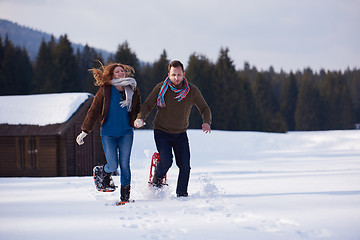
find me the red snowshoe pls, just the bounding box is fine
[148,152,167,187]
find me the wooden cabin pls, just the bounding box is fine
[0,93,105,177]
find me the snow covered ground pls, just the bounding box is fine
[1,129,360,240]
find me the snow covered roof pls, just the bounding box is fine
[0,93,92,126]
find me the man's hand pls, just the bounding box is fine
[202,123,211,133]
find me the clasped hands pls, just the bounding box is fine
[134,119,211,133]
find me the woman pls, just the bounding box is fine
[76,61,141,203]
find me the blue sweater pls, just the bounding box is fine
[100,86,133,136]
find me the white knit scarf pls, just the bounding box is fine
[110,77,137,112]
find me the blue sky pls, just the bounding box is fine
[1,0,359,72]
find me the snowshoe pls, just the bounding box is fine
[149,172,168,188]
[116,199,135,206]
[93,165,116,192]
[148,152,167,187]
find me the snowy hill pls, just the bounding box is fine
[0,19,111,61]
[1,129,360,239]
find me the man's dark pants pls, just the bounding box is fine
[154,129,191,195]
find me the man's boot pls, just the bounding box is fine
[152,170,163,188]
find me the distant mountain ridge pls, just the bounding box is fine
[0,19,111,61]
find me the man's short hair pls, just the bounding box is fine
[168,60,184,72]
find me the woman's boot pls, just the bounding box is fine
[120,185,131,202]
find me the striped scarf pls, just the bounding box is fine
[157,77,190,108]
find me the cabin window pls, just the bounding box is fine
[16,137,39,169]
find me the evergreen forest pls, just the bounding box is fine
[1,34,359,132]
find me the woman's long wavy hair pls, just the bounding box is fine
[90,61,135,86]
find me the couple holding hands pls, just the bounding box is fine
[76,60,211,203]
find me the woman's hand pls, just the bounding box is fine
[76,131,88,145]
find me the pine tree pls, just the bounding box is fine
[186,53,213,101]
[0,36,3,66]
[295,70,323,131]
[53,34,79,92]
[136,62,151,100]
[0,36,5,94]
[186,53,214,129]
[76,44,103,94]
[142,50,169,129]
[18,47,33,94]
[147,50,168,95]
[280,72,298,131]
[346,68,360,124]
[110,41,144,97]
[0,36,18,94]
[252,72,286,132]
[243,61,258,83]
[32,38,55,93]
[238,72,262,131]
[320,71,354,129]
[229,74,258,131]
[212,47,238,130]
[111,41,139,68]
[0,35,32,95]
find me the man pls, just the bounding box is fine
[134,60,211,197]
